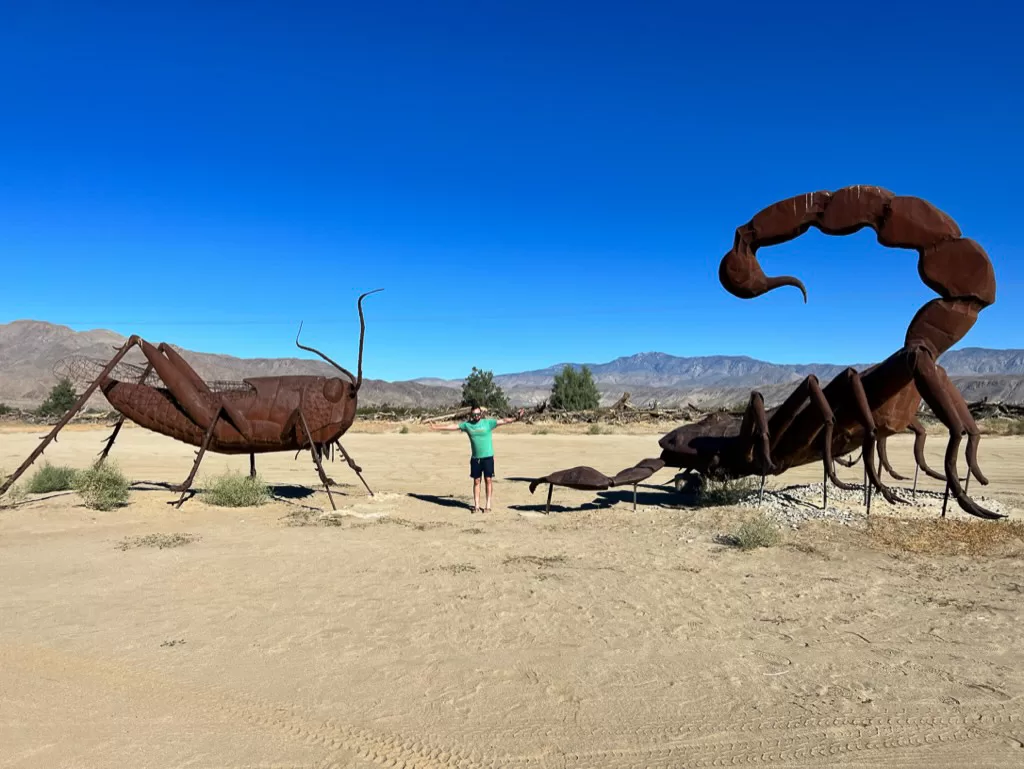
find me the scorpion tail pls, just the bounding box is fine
[719,186,996,356]
[354,288,384,392]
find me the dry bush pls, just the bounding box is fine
[204,472,270,507]
[978,418,1024,436]
[27,463,79,493]
[867,517,1024,557]
[698,477,760,507]
[117,533,200,550]
[721,514,782,551]
[73,463,130,511]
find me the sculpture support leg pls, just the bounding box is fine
[249,453,256,479]
[171,409,222,508]
[335,441,374,497]
[97,360,155,466]
[297,410,336,511]
[546,484,553,514]
[1,335,143,496]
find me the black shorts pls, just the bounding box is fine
[470,456,495,479]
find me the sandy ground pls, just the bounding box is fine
[2,423,1024,768]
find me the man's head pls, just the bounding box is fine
[468,406,483,423]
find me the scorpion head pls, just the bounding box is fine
[658,413,744,479]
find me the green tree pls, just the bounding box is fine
[36,377,77,418]
[549,365,600,411]
[460,367,509,412]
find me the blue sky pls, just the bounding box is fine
[1,2,1021,381]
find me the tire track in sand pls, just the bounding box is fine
[3,643,1020,768]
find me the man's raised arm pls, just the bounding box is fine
[429,422,463,432]
[493,408,525,427]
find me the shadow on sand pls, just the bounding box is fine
[407,493,475,511]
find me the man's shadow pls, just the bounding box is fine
[407,493,475,511]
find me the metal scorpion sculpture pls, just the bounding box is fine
[0,289,383,509]
[532,186,1003,520]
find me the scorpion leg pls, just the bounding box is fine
[942,371,989,489]
[1,335,144,497]
[738,391,773,498]
[801,374,860,497]
[296,409,336,511]
[909,418,946,482]
[843,368,900,507]
[911,350,1003,519]
[876,435,907,481]
[334,440,374,496]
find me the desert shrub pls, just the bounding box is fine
[726,515,782,550]
[27,463,79,493]
[587,424,603,435]
[0,403,13,416]
[204,472,270,507]
[73,462,130,510]
[460,367,510,412]
[550,365,600,411]
[697,477,760,507]
[399,425,410,434]
[36,377,77,418]
[533,428,549,435]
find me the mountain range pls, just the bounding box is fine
[2,320,1023,411]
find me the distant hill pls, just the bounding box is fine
[2,320,1023,411]
[0,321,460,410]
[414,349,1024,409]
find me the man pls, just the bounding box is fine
[430,405,524,513]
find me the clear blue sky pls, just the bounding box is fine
[1,2,1021,381]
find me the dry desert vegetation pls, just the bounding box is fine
[2,420,1024,768]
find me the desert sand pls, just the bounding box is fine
[2,423,1024,768]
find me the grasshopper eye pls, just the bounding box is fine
[323,378,345,403]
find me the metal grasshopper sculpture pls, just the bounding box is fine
[0,289,383,510]
[532,186,1003,520]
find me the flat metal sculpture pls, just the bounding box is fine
[530,466,612,513]
[0,290,383,510]
[530,458,666,512]
[660,185,1000,519]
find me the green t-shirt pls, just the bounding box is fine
[459,418,499,458]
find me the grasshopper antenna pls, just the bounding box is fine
[295,322,357,384]
[355,288,384,391]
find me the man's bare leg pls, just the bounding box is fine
[485,476,494,512]
[473,477,482,512]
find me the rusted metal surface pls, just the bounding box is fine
[527,458,668,514]
[612,458,665,487]
[669,186,1000,519]
[529,466,613,493]
[0,290,384,510]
